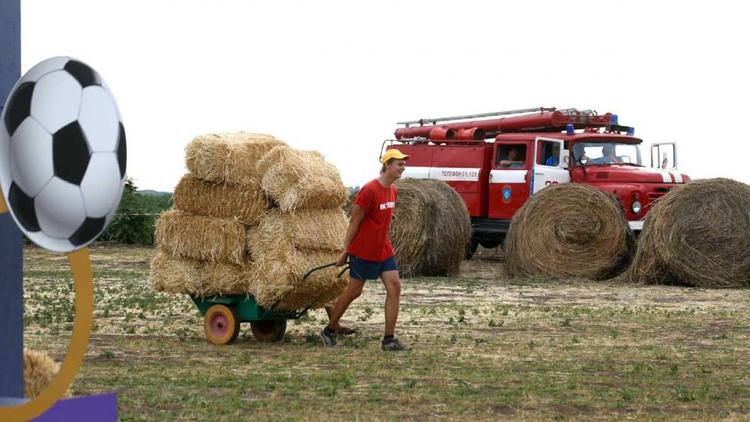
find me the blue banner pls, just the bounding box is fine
[0,0,23,400]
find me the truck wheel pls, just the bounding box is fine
[204,304,240,345]
[479,240,500,249]
[250,320,287,343]
[465,238,479,259]
[479,238,504,249]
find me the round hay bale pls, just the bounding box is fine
[389,179,471,277]
[627,178,750,288]
[24,349,66,399]
[504,183,634,280]
[343,187,359,217]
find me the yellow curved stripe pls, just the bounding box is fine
[0,248,94,421]
[0,194,7,214]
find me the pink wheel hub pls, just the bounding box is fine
[209,313,229,336]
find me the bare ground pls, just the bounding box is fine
[21,244,750,421]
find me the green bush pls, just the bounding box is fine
[99,178,172,245]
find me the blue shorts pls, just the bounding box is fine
[348,255,397,281]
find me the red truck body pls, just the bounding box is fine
[385,108,688,250]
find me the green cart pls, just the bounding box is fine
[191,262,348,344]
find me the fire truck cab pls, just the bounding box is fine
[384,108,687,256]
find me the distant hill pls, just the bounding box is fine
[138,189,172,196]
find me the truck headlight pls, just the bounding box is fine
[632,200,642,214]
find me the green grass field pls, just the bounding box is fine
[23,244,750,420]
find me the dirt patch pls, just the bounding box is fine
[20,244,750,420]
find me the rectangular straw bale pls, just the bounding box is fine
[155,209,250,265]
[248,247,348,311]
[185,132,286,185]
[173,174,269,225]
[246,208,349,310]
[256,145,348,212]
[248,208,347,253]
[149,251,255,297]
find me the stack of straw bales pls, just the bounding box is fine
[389,179,471,277]
[150,132,349,311]
[626,178,750,288]
[504,183,635,280]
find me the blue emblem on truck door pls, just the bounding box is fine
[502,186,512,203]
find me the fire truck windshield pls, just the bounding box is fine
[572,142,643,166]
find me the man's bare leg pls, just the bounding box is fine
[325,304,354,334]
[324,306,338,329]
[327,278,364,330]
[380,270,401,336]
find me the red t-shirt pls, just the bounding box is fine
[347,179,397,262]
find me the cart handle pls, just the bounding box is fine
[302,262,349,281]
[294,263,350,317]
[267,262,350,314]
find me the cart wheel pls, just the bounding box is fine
[250,320,286,343]
[204,304,240,345]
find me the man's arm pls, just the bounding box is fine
[336,205,366,266]
[498,160,518,167]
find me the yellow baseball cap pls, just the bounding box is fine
[381,149,410,164]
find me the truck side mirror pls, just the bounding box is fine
[651,142,677,170]
[561,150,570,169]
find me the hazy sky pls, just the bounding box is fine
[21,1,750,191]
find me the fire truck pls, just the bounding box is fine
[383,107,687,257]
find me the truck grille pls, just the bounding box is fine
[647,192,665,201]
[647,186,672,202]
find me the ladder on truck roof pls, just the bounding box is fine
[397,107,599,128]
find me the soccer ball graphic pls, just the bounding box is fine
[0,56,126,252]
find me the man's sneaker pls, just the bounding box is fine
[320,326,337,347]
[335,326,357,336]
[381,337,408,351]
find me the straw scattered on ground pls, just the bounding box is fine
[24,349,65,399]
